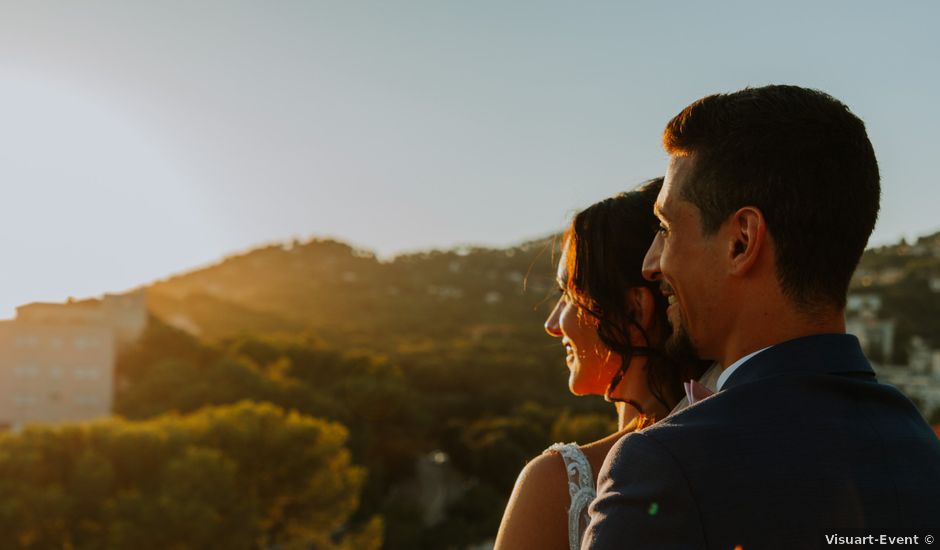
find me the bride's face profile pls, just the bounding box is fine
[544,249,621,396]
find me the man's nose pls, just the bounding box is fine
[642,233,663,282]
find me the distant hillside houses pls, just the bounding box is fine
[853,230,940,287]
[906,232,940,258]
[892,335,940,415]
[0,291,147,431]
[845,289,940,416]
[845,293,896,363]
[882,231,940,259]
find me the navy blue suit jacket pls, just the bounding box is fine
[582,335,940,549]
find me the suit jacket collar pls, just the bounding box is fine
[722,334,875,391]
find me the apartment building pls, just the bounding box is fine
[0,291,146,430]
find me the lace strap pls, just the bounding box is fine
[547,443,596,550]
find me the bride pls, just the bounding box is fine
[494,178,716,550]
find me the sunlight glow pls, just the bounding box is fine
[0,73,220,318]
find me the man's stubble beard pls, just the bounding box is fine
[665,317,700,365]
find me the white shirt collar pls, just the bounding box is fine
[716,346,772,391]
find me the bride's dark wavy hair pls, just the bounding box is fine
[561,178,708,411]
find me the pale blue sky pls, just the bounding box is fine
[0,1,937,316]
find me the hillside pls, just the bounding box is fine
[147,229,940,352]
[126,230,940,548]
[140,236,592,548]
[147,238,559,348]
[852,229,940,356]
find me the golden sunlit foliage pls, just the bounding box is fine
[0,401,380,549]
[114,237,629,548]
[17,231,929,550]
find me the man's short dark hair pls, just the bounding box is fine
[663,85,880,311]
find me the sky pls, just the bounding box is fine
[0,1,938,317]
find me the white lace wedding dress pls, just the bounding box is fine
[546,442,595,550]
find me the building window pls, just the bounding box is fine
[15,335,39,348]
[14,365,40,377]
[75,336,101,350]
[74,337,89,350]
[13,395,36,407]
[74,367,100,380]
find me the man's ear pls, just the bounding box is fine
[627,287,656,339]
[727,206,766,275]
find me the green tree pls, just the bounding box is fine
[0,401,377,549]
[550,410,618,444]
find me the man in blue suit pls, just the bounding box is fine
[582,85,940,549]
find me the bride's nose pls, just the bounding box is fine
[545,299,563,337]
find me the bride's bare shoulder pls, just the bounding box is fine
[493,450,571,550]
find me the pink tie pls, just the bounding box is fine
[683,379,715,405]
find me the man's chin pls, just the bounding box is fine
[666,326,699,363]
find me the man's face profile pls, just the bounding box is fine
[645,155,724,362]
